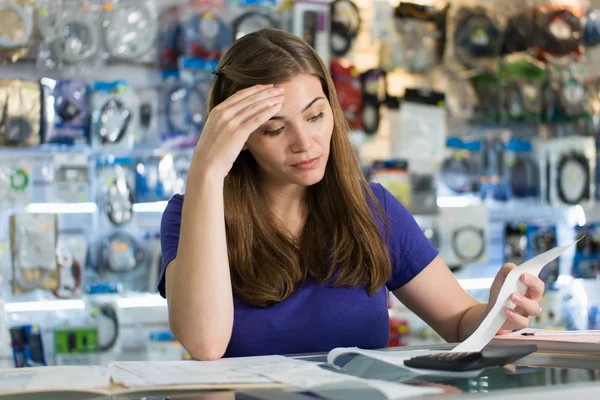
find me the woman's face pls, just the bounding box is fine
[245,73,334,188]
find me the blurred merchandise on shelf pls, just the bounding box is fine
[331,60,363,130]
[10,324,46,368]
[438,204,488,269]
[0,79,41,147]
[370,159,411,209]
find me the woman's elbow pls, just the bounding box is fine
[187,342,227,361]
[169,321,229,361]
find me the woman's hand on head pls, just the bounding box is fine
[193,84,284,179]
[487,263,546,334]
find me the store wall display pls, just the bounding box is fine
[330,0,361,58]
[0,78,41,147]
[527,223,560,286]
[437,137,482,197]
[331,60,363,130]
[573,223,600,279]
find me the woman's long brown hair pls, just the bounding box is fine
[207,29,391,307]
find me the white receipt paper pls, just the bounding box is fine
[451,241,578,353]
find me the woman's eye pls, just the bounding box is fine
[308,112,324,122]
[263,127,284,136]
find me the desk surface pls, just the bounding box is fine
[3,344,600,400]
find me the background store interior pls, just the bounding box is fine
[2,0,600,368]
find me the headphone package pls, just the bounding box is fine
[392,88,447,172]
[498,55,547,124]
[393,2,442,74]
[329,0,361,59]
[0,159,33,209]
[526,223,560,286]
[90,80,139,151]
[360,68,387,136]
[157,6,184,70]
[135,153,186,203]
[97,157,136,228]
[10,213,60,295]
[53,153,90,203]
[573,223,600,279]
[480,131,511,202]
[0,78,41,147]
[41,78,89,145]
[0,0,36,64]
[437,136,482,198]
[101,0,158,64]
[535,5,584,63]
[583,9,600,48]
[36,0,104,72]
[445,3,505,71]
[291,0,331,67]
[504,222,528,266]
[535,136,595,207]
[86,228,148,293]
[181,0,231,61]
[438,204,488,269]
[504,138,540,200]
[331,60,363,130]
[227,0,280,42]
[54,232,87,299]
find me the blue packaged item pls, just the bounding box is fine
[9,325,46,368]
[526,224,559,286]
[41,78,89,145]
[439,137,482,196]
[135,154,186,202]
[481,136,510,201]
[505,138,539,199]
[573,224,600,279]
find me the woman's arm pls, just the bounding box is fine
[392,256,480,343]
[166,170,233,361]
[393,256,545,343]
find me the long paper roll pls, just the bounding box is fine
[451,241,578,353]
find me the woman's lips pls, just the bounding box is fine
[293,157,320,170]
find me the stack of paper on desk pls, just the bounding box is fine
[0,366,111,395]
[490,328,600,354]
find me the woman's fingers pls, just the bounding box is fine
[521,273,545,301]
[216,86,284,120]
[510,293,542,317]
[237,102,283,138]
[234,93,284,125]
[505,308,530,328]
[215,84,273,110]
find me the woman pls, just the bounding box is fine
[159,29,545,361]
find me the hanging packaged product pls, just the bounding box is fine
[392,88,446,172]
[136,87,160,146]
[536,136,595,207]
[53,153,90,203]
[181,0,231,61]
[135,153,186,203]
[447,5,504,70]
[360,68,387,136]
[501,10,535,55]
[329,0,360,58]
[535,5,584,64]
[480,131,511,202]
[0,160,32,209]
[573,223,600,279]
[393,1,442,74]
[228,0,280,42]
[498,55,546,123]
[554,74,589,120]
[331,60,363,130]
[437,137,482,197]
[10,213,60,295]
[504,138,539,200]
[526,223,559,287]
[41,78,89,146]
[157,6,184,70]
[90,81,139,151]
[97,157,136,227]
[0,0,35,63]
[438,204,488,269]
[409,173,437,215]
[584,9,600,48]
[291,0,331,67]
[504,222,528,266]
[87,230,147,293]
[36,0,104,72]
[9,325,46,368]
[53,231,87,299]
[469,72,501,123]
[0,79,41,147]
[163,60,215,146]
[370,159,411,210]
[101,0,158,63]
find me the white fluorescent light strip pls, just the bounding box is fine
[5,300,85,313]
[132,201,168,213]
[117,296,167,308]
[436,196,481,208]
[25,202,97,214]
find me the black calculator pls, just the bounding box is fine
[403,345,538,371]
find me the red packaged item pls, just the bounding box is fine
[331,60,363,130]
